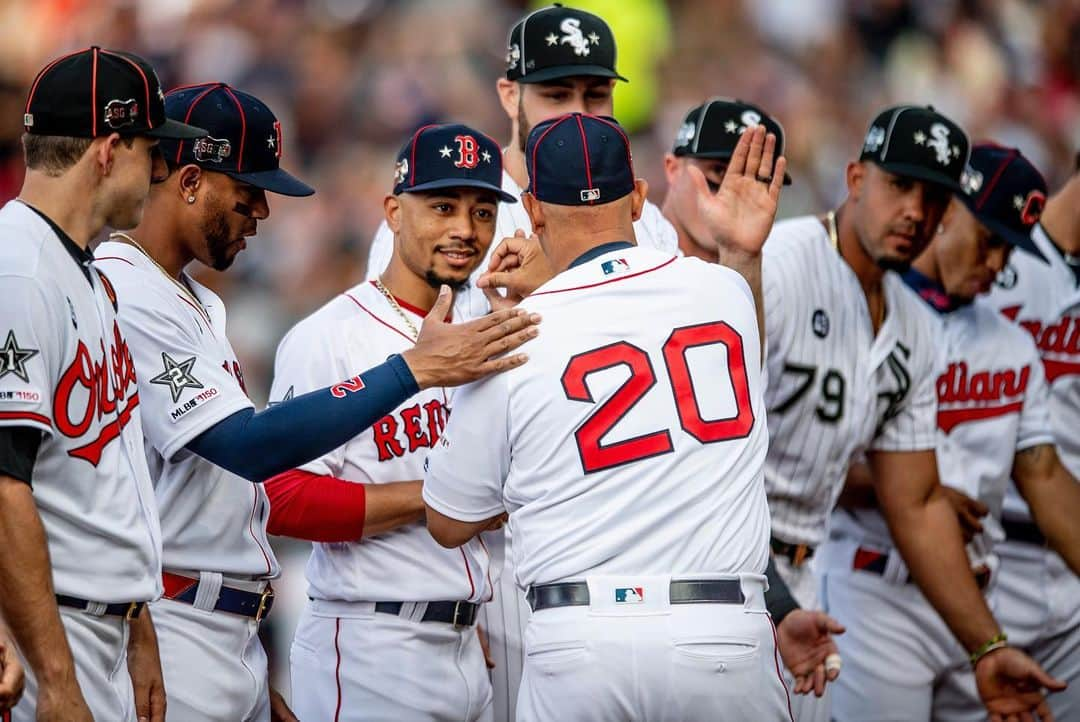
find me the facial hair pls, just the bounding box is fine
[425,269,468,291]
[199,194,236,271]
[517,93,531,154]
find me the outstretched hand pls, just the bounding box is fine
[975,646,1066,722]
[776,609,845,696]
[670,124,785,259]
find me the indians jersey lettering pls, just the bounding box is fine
[270,280,489,603]
[761,216,942,547]
[0,201,161,602]
[424,247,771,589]
[365,170,680,321]
[94,241,277,578]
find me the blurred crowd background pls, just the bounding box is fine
[2,0,1078,698]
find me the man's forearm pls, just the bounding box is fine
[363,482,425,538]
[717,250,764,355]
[1015,446,1080,574]
[0,478,79,684]
[887,484,1000,652]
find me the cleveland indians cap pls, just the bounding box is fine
[859,104,969,193]
[672,98,792,185]
[392,123,516,203]
[160,83,314,197]
[505,4,627,84]
[958,143,1047,258]
[23,47,205,140]
[526,112,634,206]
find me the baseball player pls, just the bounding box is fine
[424,112,788,722]
[0,47,206,722]
[744,104,1060,721]
[985,155,1080,721]
[94,87,537,722]
[821,144,1075,721]
[270,122,530,722]
[365,7,681,718]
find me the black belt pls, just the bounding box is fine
[374,600,479,628]
[55,595,144,620]
[527,579,745,612]
[1002,518,1047,547]
[770,536,815,566]
[162,572,274,622]
[853,546,991,591]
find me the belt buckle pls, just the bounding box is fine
[451,601,471,629]
[792,544,809,567]
[255,587,275,623]
[124,602,140,621]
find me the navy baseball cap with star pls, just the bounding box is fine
[958,143,1047,259]
[859,104,969,193]
[159,82,314,197]
[526,112,634,206]
[392,123,515,203]
[672,98,792,185]
[23,46,205,139]
[505,4,627,84]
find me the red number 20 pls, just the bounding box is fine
[560,322,755,474]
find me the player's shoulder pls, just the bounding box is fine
[92,242,192,310]
[762,216,834,277]
[278,281,374,351]
[971,297,1039,352]
[0,201,53,280]
[633,200,679,253]
[887,273,943,334]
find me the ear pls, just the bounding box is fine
[94,133,123,176]
[662,154,680,187]
[845,161,865,200]
[177,164,202,202]
[521,191,543,233]
[630,178,649,222]
[939,198,958,232]
[496,79,520,124]
[384,195,402,234]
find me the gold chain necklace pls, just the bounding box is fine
[373,278,420,341]
[110,231,209,322]
[826,209,839,251]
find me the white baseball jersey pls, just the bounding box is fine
[271,280,492,603]
[762,216,943,547]
[94,240,278,579]
[0,201,161,602]
[365,168,679,321]
[424,245,771,590]
[988,223,1080,518]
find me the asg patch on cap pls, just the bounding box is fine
[859,105,969,193]
[959,143,1047,259]
[505,4,626,84]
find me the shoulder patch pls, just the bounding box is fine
[0,330,39,383]
[150,352,204,403]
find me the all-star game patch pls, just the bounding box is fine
[0,330,39,383]
[150,352,204,403]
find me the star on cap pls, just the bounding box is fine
[267,134,276,151]
[588,32,601,45]
[952,145,960,158]
[724,120,738,133]
[439,145,453,159]
[0,330,39,383]
[150,352,204,404]
[913,130,927,145]
[1013,195,1025,210]
[157,87,165,103]
[481,150,492,163]
[545,32,559,46]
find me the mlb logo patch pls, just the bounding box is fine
[601,258,630,276]
[580,188,601,202]
[615,587,644,603]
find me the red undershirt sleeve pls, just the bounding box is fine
[265,468,366,543]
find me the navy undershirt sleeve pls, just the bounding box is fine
[186,354,418,482]
[0,427,42,486]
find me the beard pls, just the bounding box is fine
[199,195,238,271]
[517,94,531,153]
[875,256,913,273]
[425,269,468,290]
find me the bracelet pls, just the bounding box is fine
[970,632,1008,667]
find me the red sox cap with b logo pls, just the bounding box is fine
[23,46,205,140]
[392,123,516,203]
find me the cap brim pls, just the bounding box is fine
[404,178,517,204]
[960,201,1047,261]
[227,167,315,197]
[145,118,207,140]
[673,149,793,185]
[874,160,963,194]
[518,65,628,84]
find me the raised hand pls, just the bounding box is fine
[670,124,786,258]
[401,285,541,388]
[477,229,555,311]
[776,609,846,696]
[975,646,1066,721]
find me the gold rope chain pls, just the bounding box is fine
[826,209,839,251]
[373,278,420,341]
[109,232,210,322]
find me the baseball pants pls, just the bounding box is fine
[151,595,270,722]
[290,598,493,722]
[11,607,135,722]
[993,539,1080,720]
[479,528,529,722]
[516,574,792,722]
[772,555,832,722]
[819,534,983,722]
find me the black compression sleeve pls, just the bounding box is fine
[0,427,42,485]
[765,555,800,625]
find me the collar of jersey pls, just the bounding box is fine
[901,267,969,314]
[19,200,93,285]
[568,241,635,269]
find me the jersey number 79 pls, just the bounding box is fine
[561,321,755,474]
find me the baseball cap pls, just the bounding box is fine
[672,98,792,185]
[505,4,627,84]
[859,105,969,193]
[958,143,1047,258]
[392,123,515,203]
[159,83,313,197]
[526,112,634,206]
[23,47,205,140]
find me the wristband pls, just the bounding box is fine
[970,632,1008,667]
